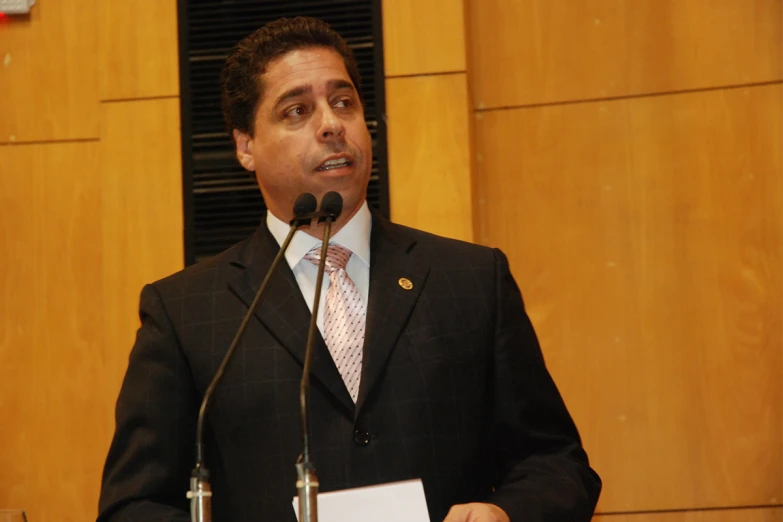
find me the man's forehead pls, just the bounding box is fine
[263,48,350,86]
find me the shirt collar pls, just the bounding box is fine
[266,200,372,270]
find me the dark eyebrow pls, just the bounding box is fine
[273,85,312,109]
[328,79,355,92]
[272,79,356,109]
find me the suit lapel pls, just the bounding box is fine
[357,216,430,413]
[226,222,355,415]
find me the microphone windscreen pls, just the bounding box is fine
[293,193,317,217]
[320,191,343,219]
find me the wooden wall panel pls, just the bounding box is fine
[0,142,108,522]
[0,1,184,520]
[593,507,783,521]
[382,0,466,76]
[386,74,474,241]
[100,98,185,394]
[98,0,180,100]
[0,0,99,143]
[469,0,783,109]
[475,84,783,512]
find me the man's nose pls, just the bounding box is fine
[318,107,346,140]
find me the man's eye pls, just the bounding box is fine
[333,98,352,108]
[286,106,306,118]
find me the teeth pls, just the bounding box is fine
[318,158,350,170]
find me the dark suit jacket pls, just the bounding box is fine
[97,213,601,522]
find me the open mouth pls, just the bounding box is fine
[316,158,352,171]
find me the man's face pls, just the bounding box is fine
[234,47,372,227]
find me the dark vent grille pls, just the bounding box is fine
[179,0,389,264]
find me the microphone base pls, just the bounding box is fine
[296,461,319,522]
[187,476,212,522]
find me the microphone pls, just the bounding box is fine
[296,191,343,522]
[188,193,318,522]
[292,193,318,225]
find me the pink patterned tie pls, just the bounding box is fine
[304,244,365,402]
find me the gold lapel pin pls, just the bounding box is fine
[398,277,413,291]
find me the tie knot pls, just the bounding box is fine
[304,244,352,273]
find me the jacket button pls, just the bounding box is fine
[354,429,371,446]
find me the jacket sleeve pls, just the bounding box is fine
[486,249,602,522]
[97,283,197,522]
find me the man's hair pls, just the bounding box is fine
[220,16,362,138]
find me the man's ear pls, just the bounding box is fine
[233,129,255,172]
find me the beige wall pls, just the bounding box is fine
[0,1,183,521]
[1,1,781,521]
[383,0,475,241]
[468,0,783,519]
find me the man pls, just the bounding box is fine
[97,17,601,522]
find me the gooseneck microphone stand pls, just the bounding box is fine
[187,193,318,522]
[296,191,344,522]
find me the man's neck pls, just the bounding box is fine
[266,199,366,240]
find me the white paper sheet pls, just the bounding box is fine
[292,478,431,522]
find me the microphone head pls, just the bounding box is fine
[320,191,343,220]
[293,193,317,218]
